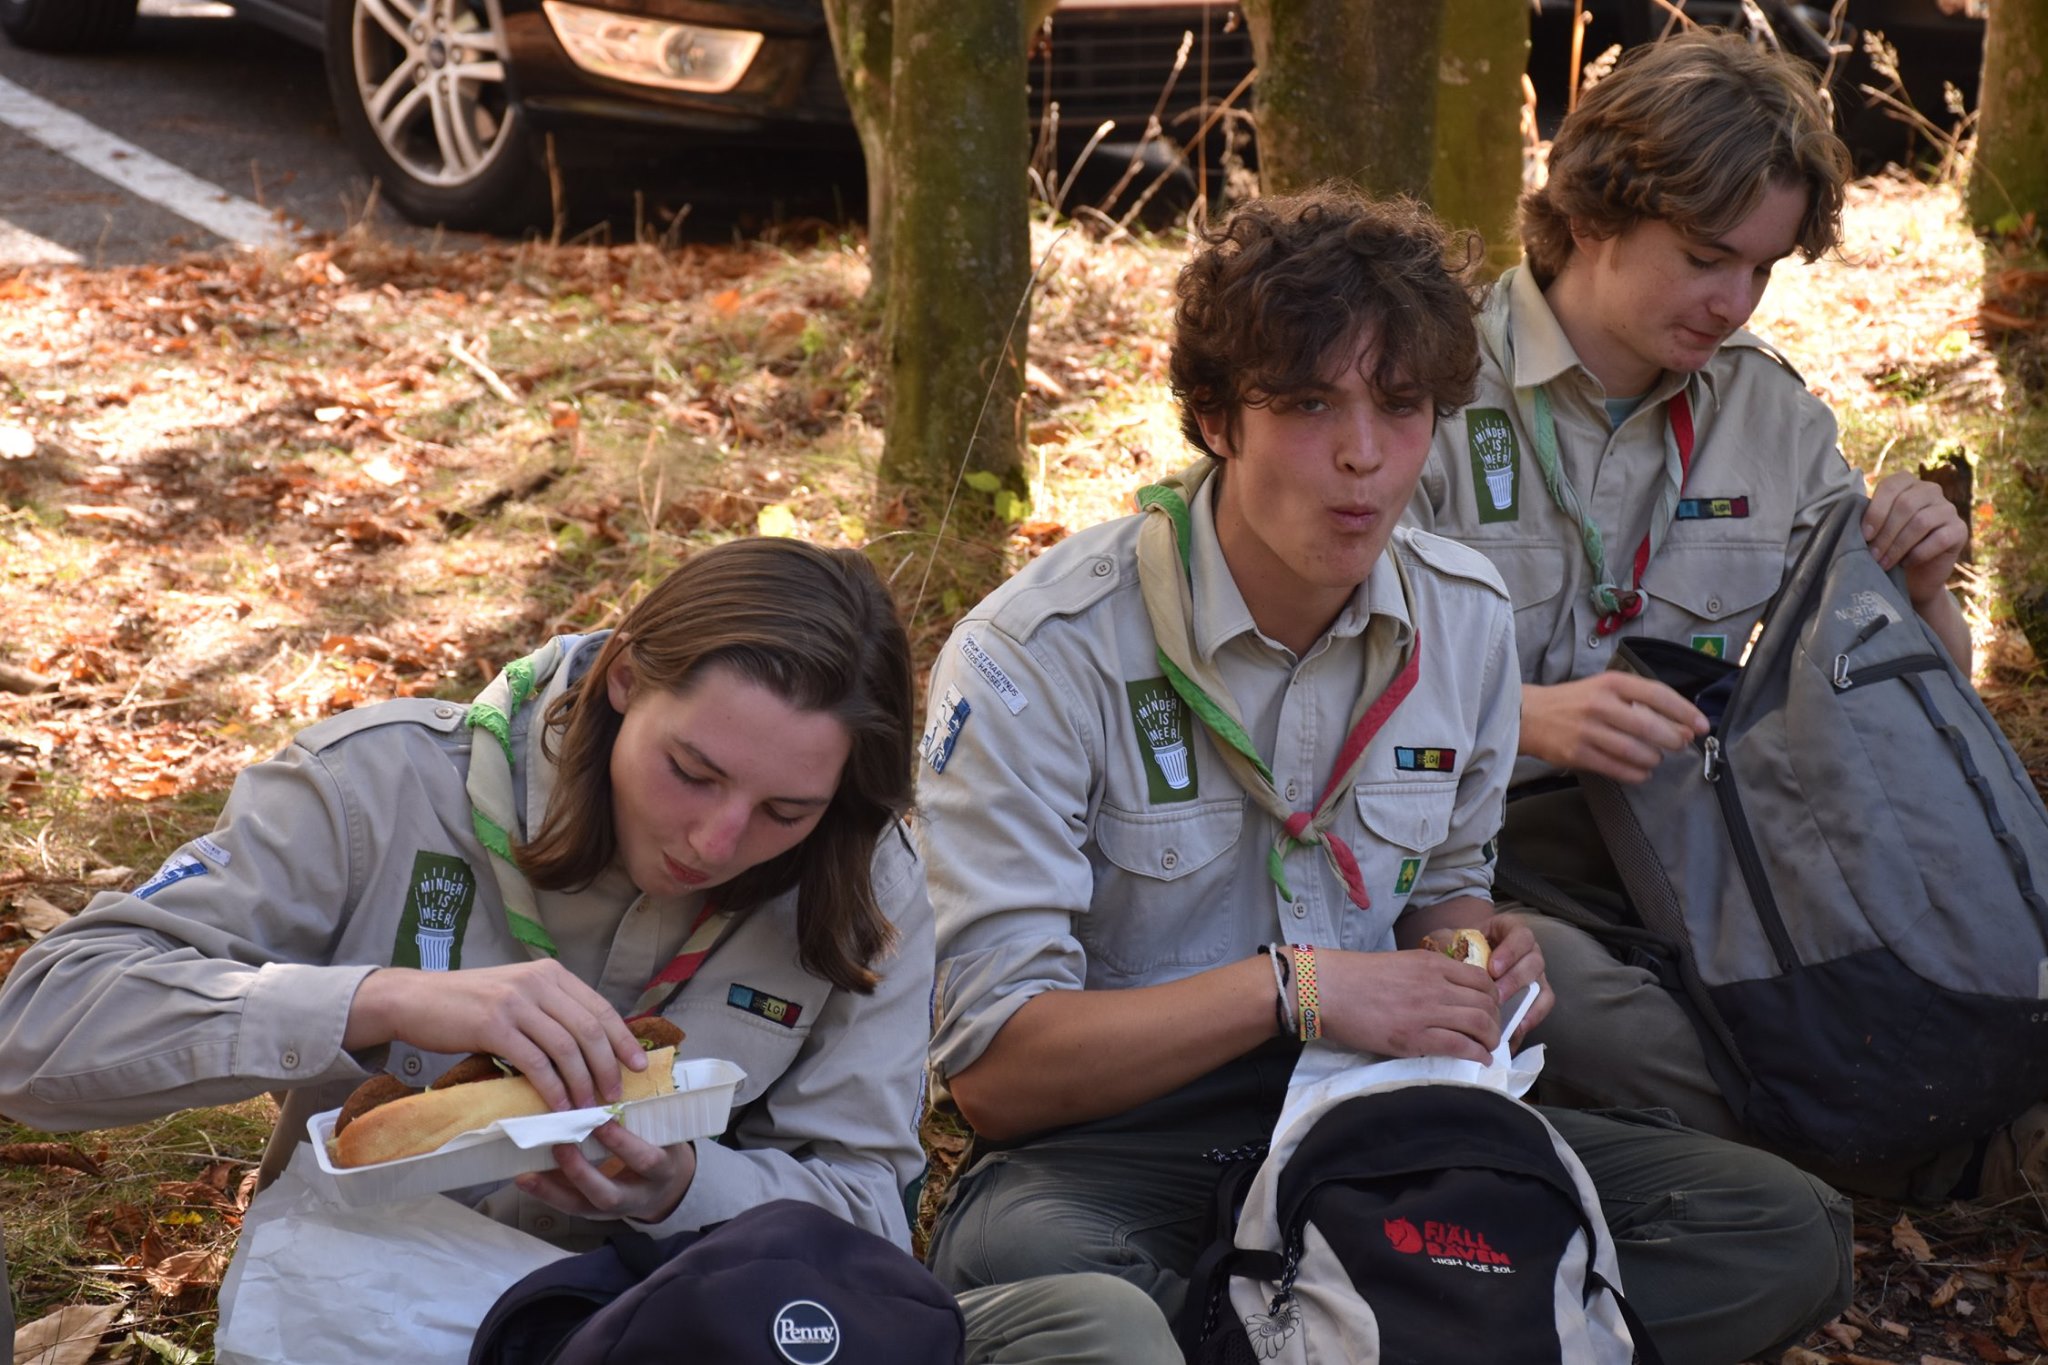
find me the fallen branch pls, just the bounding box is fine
[446,334,521,404]
[0,662,55,694]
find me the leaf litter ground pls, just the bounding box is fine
[0,176,2044,1361]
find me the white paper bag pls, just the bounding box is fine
[1270,981,1547,1173]
[215,1143,570,1365]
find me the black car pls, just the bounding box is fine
[0,0,1255,232]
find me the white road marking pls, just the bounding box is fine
[0,73,293,251]
[0,216,81,265]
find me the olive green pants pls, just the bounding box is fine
[960,1274,1179,1364]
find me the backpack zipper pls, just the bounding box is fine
[1831,653,1946,692]
[1699,735,1799,972]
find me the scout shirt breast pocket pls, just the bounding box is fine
[1639,542,1782,663]
[1467,540,1570,680]
[1083,798,1243,982]
[1341,780,1460,946]
[667,981,819,1110]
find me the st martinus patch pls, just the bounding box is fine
[1466,409,1519,523]
[1126,677,1198,803]
[393,851,476,971]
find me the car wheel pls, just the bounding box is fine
[0,0,138,51]
[325,0,549,233]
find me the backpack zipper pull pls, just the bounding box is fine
[1833,654,1852,689]
[1702,735,1723,782]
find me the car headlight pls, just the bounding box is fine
[541,2,764,94]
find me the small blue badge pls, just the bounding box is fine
[919,685,971,775]
[134,852,207,900]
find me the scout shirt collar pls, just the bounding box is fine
[1186,465,1405,665]
[1496,264,1733,407]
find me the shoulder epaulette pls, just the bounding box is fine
[1397,528,1509,599]
[986,520,1130,643]
[296,697,470,754]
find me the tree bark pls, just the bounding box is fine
[879,0,1033,490]
[1968,0,2048,232]
[822,0,895,296]
[1432,0,1528,277]
[1241,0,1445,199]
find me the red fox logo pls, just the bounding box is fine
[1384,1217,1424,1254]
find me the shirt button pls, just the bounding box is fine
[1091,559,1112,577]
[534,1214,556,1233]
[1706,596,1722,614]
[1586,632,1603,648]
[402,1055,423,1076]
[1160,849,1179,871]
[1284,781,1300,801]
[434,704,457,719]
[281,1049,299,1069]
[1291,903,1307,919]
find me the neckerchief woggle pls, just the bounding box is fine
[1479,266,1699,635]
[465,639,731,1020]
[1134,459,1422,910]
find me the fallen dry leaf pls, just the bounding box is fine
[11,1302,124,1365]
[1932,1272,1966,1309]
[0,1142,103,1177]
[12,893,73,937]
[2025,1279,2048,1350]
[142,1246,227,1297]
[1894,1211,1935,1261]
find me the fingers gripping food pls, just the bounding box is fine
[330,1018,685,1168]
[1419,928,1492,970]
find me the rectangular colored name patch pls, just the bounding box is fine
[1394,747,1457,773]
[728,984,803,1028]
[1675,496,1750,521]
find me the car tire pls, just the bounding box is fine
[324,0,550,233]
[0,0,138,51]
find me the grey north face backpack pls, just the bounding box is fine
[1568,494,2048,1167]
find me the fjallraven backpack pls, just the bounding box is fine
[1176,1079,1654,1365]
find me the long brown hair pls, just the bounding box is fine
[1521,30,1849,286]
[518,539,915,993]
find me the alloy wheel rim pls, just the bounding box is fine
[351,0,516,189]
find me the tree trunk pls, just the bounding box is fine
[1432,0,1528,277]
[1968,0,2048,233]
[822,0,895,296]
[879,0,1033,491]
[1241,0,1445,198]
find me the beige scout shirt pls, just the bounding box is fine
[920,479,1518,1084]
[1408,267,1859,700]
[0,639,933,1248]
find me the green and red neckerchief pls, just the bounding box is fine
[465,639,731,1019]
[1134,460,1421,911]
[1482,266,1701,635]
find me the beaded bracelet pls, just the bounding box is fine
[1290,942,1322,1041]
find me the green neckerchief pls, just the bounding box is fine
[1133,459,1421,909]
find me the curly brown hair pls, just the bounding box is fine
[1521,30,1850,286]
[518,539,914,994]
[1170,186,1482,459]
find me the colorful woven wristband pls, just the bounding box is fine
[1291,943,1322,1041]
